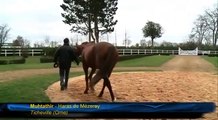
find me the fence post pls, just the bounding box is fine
[151,49,152,54]
[131,49,132,55]
[138,49,139,54]
[178,47,180,55]
[19,50,21,56]
[32,49,34,56]
[144,49,146,55]
[5,49,7,57]
[123,49,125,55]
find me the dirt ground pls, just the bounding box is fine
[46,56,218,119]
[0,55,217,119]
[161,56,217,72]
[0,67,160,82]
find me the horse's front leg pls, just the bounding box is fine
[83,65,89,94]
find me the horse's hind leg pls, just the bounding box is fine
[88,68,96,87]
[90,71,102,91]
[104,77,115,102]
[83,66,89,94]
[98,80,106,97]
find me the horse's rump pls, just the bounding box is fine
[95,43,118,76]
[76,41,118,101]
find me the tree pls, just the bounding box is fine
[13,36,24,47]
[60,0,118,43]
[179,40,198,50]
[123,30,131,48]
[50,41,59,48]
[13,36,30,48]
[142,21,163,47]
[189,15,209,46]
[190,3,218,47]
[204,7,218,46]
[44,36,50,47]
[140,39,146,47]
[12,35,30,58]
[0,24,10,50]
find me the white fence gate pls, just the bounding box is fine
[178,47,198,55]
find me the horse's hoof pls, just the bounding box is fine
[90,87,95,91]
[90,87,95,93]
[98,94,103,97]
[60,86,65,91]
[84,91,88,94]
[112,97,117,102]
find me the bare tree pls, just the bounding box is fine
[190,4,218,47]
[50,41,58,48]
[140,39,146,47]
[123,30,131,48]
[190,15,208,46]
[0,24,10,49]
[24,39,30,48]
[44,36,50,47]
[204,6,218,46]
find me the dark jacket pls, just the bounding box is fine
[54,44,79,68]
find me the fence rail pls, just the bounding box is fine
[117,49,179,55]
[0,48,218,57]
[0,49,44,56]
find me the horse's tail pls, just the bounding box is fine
[90,44,118,87]
[101,45,118,77]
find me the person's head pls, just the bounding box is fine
[63,38,69,45]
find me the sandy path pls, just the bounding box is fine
[46,72,217,103]
[0,67,160,82]
[161,56,217,72]
[46,71,217,119]
[46,56,218,119]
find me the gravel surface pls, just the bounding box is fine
[46,56,218,119]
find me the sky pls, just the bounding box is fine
[0,0,217,46]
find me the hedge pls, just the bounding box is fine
[0,58,26,65]
[208,54,218,57]
[8,58,26,64]
[119,55,150,61]
[43,47,57,57]
[0,60,8,65]
[40,56,54,63]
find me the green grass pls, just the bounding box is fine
[0,55,173,71]
[0,55,173,102]
[116,55,174,67]
[0,69,161,102]
[0,72,83,102]
[0,56,58,71]
[202,56,218,68]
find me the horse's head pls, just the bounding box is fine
[74,41,95,56]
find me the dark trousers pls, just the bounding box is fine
[59,67,70,89]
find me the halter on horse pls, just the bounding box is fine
[75,42,118,101]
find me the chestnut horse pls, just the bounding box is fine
[75,42,118,101]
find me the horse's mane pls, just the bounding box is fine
[81,41,95,46]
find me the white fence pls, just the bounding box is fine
[0,49,43,56]
[178,47,198,55]
[117,49,178,55]
[0,48,217,57]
